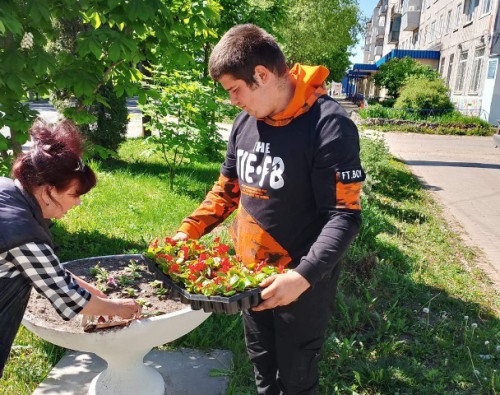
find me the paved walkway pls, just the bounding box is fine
[381,131,500,287]
[33,348,232,395]
[22,98,233,140]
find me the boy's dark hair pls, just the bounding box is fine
[209,24,287,86]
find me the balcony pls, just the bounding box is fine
[401,6,421,31]
[379,4,388,15]
[376,26,386,37]
[375,45,383,56]
[391,2,402,16]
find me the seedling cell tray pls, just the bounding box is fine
[143,255,262,315]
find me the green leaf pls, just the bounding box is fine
[107,0,121,8]
[29,1,51,24]
[90,12,102,29]
[89,40,102,59]
[5,74,22,92]
[0,135,9,151]
[14,130,29,145]
[0,20,5,34]
[108,42,121,62]
[1,16,23,35]
[126,0,142,21]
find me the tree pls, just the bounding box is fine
[373,57,439,98]
[141,68,225,190]
[0,0,220,170]
[277,0,363,82]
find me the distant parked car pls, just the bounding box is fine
[495,121,500,148]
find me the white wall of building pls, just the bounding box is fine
[361,0,500,124]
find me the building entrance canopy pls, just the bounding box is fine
[343,49,441,98]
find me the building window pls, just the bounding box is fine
[445,10,452,34]
[487,59,498,79]
[440,57,446,77]
[463,0,475,24]
[430,21,435,42]
[447,54,454,87]
[437,14,443,38]
[455,3,462,30]
[481,0,492,15]
[469,47,485,92]
[455,50,468,92]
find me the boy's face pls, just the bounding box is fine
[219,72,276,118]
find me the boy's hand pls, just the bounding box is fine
[252,271,310,311]
[172,232,188,241]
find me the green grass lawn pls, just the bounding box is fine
[2,137,500,394]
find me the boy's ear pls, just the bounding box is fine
[254,65,269,83]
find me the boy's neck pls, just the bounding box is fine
[269,75,295,117]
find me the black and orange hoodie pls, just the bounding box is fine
[177,64,365,287]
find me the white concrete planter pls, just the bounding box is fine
[22,255,211,395]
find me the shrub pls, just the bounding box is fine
[359,105,406,119]
[79,83,129,152]
[373,57,440,98]
[394,76,454,114]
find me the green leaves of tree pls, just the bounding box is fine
[373,57,440,98]
[278,0,363,82]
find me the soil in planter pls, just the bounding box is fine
[24,256,187,333]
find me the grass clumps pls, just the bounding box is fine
[3,137,500,394]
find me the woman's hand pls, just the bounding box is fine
[111,298,143,320]
[81,295,142,320]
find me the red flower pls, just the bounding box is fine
[180,246,189,258]
[219,257,231,273]
[164,237,177,246]
[213,243,230,255]
[168,263,180,274]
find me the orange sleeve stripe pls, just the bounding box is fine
[178,174,240,239]
[336,181,362,210]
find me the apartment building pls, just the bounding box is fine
[344,0,500,125]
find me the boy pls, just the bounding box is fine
[174,24,365,394]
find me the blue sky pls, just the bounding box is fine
[350,0,380,65]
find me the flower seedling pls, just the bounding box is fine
[146,237,288,296]
[90,264,110,283]
[137,298,153,309]
[118,275,134,287]
[121,287,137,297]
[125,260,143,279]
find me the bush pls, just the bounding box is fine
[394,76,453,113]
[373,57,440,98]
[79,83,128,152]
[359,105,406,119]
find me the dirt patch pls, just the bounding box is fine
[24,255,187,333]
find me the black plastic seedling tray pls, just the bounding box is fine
[143,255,263,315]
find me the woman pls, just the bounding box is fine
[0,119,141,378]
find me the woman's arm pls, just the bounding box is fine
[8,242,141,320]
